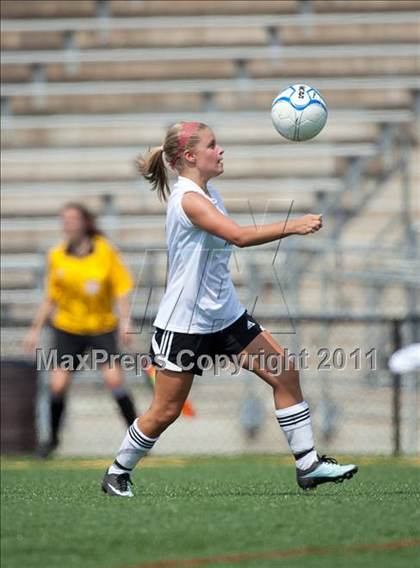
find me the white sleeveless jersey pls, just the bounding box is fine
[153,176,244,333]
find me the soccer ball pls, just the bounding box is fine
[271,84,328,141]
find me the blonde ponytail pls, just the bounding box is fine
[136,145,170,202]
[136,121,208,202]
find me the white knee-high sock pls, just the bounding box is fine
[275,401,317,470]
[108,420,159,474]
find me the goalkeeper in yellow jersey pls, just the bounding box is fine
[25,203,137,458]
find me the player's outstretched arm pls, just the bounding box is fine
[182,192,323,248]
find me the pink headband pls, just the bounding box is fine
[170,121,199,168]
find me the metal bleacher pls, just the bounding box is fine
[1,1,419,458]
[1,0,420,356]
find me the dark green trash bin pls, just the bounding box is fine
[1,359,37,454]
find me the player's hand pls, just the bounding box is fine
[293,214,323,235]
[119,321,134,348]
[23,328,40,354]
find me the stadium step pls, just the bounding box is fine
[1,177,343,217]
[1,142,378,182]
[2,44,419,85]
[3,76,418,115]
[1,0,97,18]
[2,112,393,148]
[311,0,420,13]
[3,43,418,65]
[3,18,419,53]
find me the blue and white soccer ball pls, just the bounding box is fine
[271,84,328,141]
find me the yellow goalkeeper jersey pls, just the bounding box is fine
[47,235,133,335]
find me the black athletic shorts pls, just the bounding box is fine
[150,310,263,376]
[52,327,119,367]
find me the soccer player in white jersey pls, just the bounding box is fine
[102,121,358,497]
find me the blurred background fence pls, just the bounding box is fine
[1,0,419,456]
[2,313,419,456]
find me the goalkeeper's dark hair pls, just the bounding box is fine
[136,121,207,202]
[61,202,102,237]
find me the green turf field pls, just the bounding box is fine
[1,455,419,568]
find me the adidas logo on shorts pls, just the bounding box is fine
[247,320,256,330]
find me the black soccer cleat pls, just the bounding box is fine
[34,439,58,459]
[101,469,134,497]
[297,455,358,490]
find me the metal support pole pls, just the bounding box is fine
[391,319,402,456]
[400,142,419,324]
[400,141,419,453]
